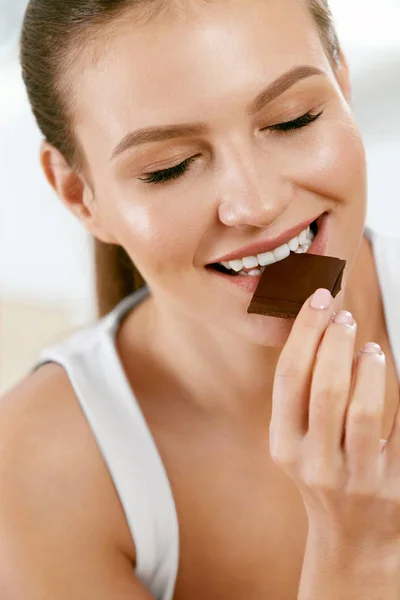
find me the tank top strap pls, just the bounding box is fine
[34,287,179,600]
[366,227,400,379]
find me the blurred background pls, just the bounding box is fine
[1,0,400,393]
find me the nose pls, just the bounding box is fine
[217,153,293,229]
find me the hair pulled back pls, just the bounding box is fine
[20,0,340,316]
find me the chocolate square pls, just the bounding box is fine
[247,252,346,319]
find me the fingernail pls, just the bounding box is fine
[310,288,333,310]
[361,342,383,355]
[333,310,355,326]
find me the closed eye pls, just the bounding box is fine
[138,111,323,186]
[138,155,199,185]
[266,110,323,132]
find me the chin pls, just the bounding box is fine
[236,310,296,348]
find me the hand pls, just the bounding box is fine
[269,288,400,557]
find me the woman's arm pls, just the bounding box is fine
[269,289,400,599]
[0,369,154,600]
[298,536,400,599]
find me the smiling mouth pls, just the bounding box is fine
[207,216,321,277]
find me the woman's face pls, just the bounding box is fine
[74,0,367,347]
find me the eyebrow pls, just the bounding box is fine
[111,65,324,160]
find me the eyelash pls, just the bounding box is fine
[139,110,323,185]
[267,110,323,132]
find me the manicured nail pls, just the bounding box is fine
[333,310,355,326]
[310,288,333,310]
[361,342,383,355]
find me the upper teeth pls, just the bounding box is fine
[220,225,315,273]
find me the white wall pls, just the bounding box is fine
[0,57,96,324]
[331,0,400,236]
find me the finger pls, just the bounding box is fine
[344,343,386,486]
[383,395,400,475]
[270,288,337,460]
[307,310,357,462]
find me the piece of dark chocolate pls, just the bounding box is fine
[247,252,346,319]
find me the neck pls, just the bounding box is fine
[146,296,280,420]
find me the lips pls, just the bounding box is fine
[207,212,326,266]
[207,211,329,295]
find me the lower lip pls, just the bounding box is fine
[208,213,329,295]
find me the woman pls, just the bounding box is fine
[1,0,400,597]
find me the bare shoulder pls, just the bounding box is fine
[0,365,148,599]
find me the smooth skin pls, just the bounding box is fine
[273,292,400,598]
[1,0,400,597]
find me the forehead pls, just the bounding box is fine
[74,0,328,158]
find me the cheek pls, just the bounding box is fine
[110,187,208,277]
[288,118,367,206]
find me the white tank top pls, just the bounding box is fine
[33,225,400,600]
[34,285,179,600]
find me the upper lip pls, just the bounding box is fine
[209,213,323,264]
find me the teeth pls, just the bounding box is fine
[298,227,310,245]
[295,238,313,255]
[273,243,290,262]
[257,250,276,267]
[242,256,259,269]
[220,223,315,273]
[228,259,244,272]
[288,237,299,252]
